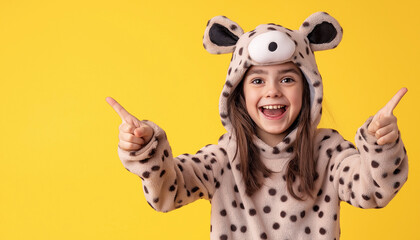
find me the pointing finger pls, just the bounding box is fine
[106,97,132,121]
[383,88,407,115]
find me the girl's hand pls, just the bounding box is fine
[367,88,407,145]
[106,97,154,151]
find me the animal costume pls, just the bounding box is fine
[118,12,408,239]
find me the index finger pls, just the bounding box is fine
[106,97,131,120]
[383,88,408,115]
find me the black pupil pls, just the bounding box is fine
[268,42,277,52]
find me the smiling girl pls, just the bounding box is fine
[107,12,408,239]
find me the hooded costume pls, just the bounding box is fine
[118,12,408,239]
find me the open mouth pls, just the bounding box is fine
[259,105,287,119]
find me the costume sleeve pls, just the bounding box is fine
[117,120,228,212]
[317,117,408,209]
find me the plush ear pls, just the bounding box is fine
[203,16,244,54]
[299,12,343,51]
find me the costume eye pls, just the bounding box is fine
[248,31,296,64]
[251,78,264,84]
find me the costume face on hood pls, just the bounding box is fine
[203,12,343,134]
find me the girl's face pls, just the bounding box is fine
[243,62,303,146]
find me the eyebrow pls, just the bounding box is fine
[247,69,268,75]
[278,68,300,75]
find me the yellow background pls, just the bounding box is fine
[1,0,419,239]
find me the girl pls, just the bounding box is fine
[107,12,408,239]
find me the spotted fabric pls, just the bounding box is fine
[117,12,408,240]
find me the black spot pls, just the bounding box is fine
[318,211,324,218]
[139,158,149,164]
[290,215,297,222]
[281,195,288,202]
[320,228,326,235]
[272,147,280,154]
[225,81,233,88]
[273,222,280,230]
[303,22,310,27]
[263,206,271,213]
[142,171,150,178]
[382,173,388,178]
[241,226,247,232]
[151,165,160,171]
[375,148,383,153]
[363,145,369,152]
[336,145,342,152]
[394,182,400,189]
[148,148,156,156]
[393,168,401,175]
[325,195,331,202]
[177,164,183,171]
[220,209,227,216]
[234,185,239,192]
[280,211,286,218]
[395,157,401,166]
[313,205,319,212]
[371,160,379,168]
[230,24,237,31]
[169,185,176,192]
[375,192,383,199]
[269,188,276,196]
[326,148,333,158]
[300,210,306,218]
[268,42,278,52]
[362,195,370,201]
[249,209,257,216]
[231,224,237,231]
[313,81,321,87]
[317,189,323,196]
[353,174,360,181]
[220,148,227,155]
[343,166,350,172]
[222,92,229,98]
[305,227,311,234]
[143,185,149,194]
[317,98,323,104]
[159,170,166,177]
[283,137,291,144]
[191,186,199,193]
[220,234,227,240]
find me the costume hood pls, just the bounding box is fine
[203,12,343,135]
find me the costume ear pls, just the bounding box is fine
[299,12,343,51]
[203,16,244,54]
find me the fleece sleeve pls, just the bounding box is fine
[316,117,408,209]
[117,120,228,212]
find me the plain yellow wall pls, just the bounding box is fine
[0,0,419,239]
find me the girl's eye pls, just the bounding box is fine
[281,77,294,83]
[251,78,264,84]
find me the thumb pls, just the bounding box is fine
[134,124,153,144]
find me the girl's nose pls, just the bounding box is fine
[265,84,281,98]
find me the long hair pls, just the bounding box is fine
[226,72,315,199]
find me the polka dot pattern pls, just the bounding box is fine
[117,111,407,239]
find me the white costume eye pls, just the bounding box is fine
[248,31,296,64]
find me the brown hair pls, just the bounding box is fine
[227,71,315,199]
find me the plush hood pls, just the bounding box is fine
[203,12,343,136]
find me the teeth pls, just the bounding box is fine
[262,105,285,110]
